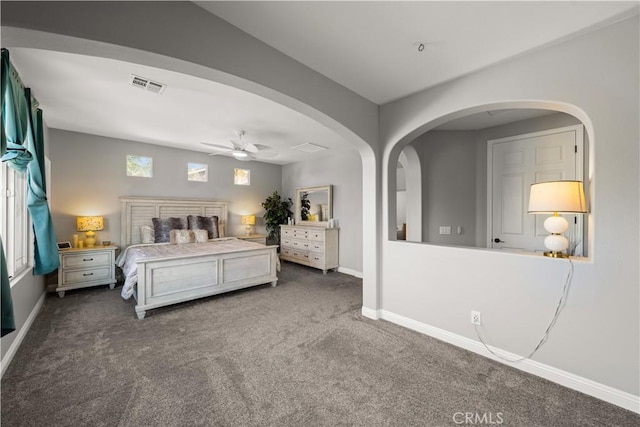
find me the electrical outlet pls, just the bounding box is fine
[471,311,481,325]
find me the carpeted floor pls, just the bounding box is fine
[2,262,638,426]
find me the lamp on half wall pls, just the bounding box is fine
[241,214,256,236]
[77,216,104,248]
[528,180,587,258]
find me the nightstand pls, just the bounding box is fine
[236,234,267,245]
[57,245,117,297]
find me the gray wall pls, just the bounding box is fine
[1,121,50,361]
[49,129,283,246]
[380,17,639,398]
[413,130,478,246]
[282,150,363,274]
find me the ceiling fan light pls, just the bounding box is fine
[232,150,249,159]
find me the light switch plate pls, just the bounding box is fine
[439,226,451,235]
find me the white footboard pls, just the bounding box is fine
[134,246,278,319]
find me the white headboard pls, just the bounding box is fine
[120,197,228,247]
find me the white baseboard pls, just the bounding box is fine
[1,291,46,378]
[378,309,640,414]
[361,306,380,320]
[337,266,363,278]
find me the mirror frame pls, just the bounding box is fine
[295,185,333,226]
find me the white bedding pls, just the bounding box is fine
[116,237,272,300]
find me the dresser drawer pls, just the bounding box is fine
[292,250,309,262]
[281,238,293,247]
[308,242,324,253]
[293,229,309,239]
[281,247,309,262]
[282,228,294,238]
[290,239,309,250]
[62,266,113,285]
[309,253,324,267]
[62,252,112,269]
[308,230,325,241]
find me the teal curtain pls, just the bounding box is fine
[1,48,59,277]
[1,240,15,337]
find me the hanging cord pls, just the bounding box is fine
[474,258,574,363]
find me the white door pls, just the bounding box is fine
[488,125,584,253]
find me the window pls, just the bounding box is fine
[187,162,208,182]
[234,168,250,186]
[126,155,153,178]
[1,162,31,280]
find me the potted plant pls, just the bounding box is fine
[261,191,293,248]
[300,192,310,221]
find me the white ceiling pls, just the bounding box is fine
[7,1,639,164]
[9,48,351,165]
[200,1,638,104]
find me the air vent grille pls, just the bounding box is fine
[291,143,327,153]
[130,74,166,94]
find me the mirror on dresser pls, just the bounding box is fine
[295,185,332,226]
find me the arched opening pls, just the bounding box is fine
[3,27,381,307]
[389,102,592,258]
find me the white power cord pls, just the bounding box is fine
[473,258,574,363]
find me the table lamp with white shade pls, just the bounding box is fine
[528,180,587,258]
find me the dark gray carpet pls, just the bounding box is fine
[2,262,638,426]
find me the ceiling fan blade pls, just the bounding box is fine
[243,142,259,154]
[253,144,278,158]
[201,142,233,152]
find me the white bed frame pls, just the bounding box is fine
[120,197,278,319]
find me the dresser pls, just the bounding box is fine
[280,225,339,274]
[57,246,117,297]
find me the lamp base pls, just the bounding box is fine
[85,231,96,248]
[245,226,252,236]
[543,251,569,258]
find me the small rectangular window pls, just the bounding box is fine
[234,168,250,186]
[127,155,153,178]
[187,162,208,182]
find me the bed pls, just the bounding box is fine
[118,197,279,319]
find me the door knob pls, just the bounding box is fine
[494,238,505,243]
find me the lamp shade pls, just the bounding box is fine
[528,181,587,214]
[241,215,256,226]
[76,216,104,232]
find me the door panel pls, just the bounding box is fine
[489,125,583,253]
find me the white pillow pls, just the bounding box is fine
[170,229,193,244]
[140,225,155,244]
[169,229,209,244]
[193,229,208,243]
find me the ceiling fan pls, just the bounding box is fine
[201,131,277,161]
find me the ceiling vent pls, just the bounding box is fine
[291,143,328,153]
[130,74,166,94]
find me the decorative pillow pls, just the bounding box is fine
[187,215,219,239]
[140,225,155,244]
[169,229,193,244]
[193,229,208,243]
[152,217,188,243]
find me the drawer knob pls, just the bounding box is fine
[83,258,94,262]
